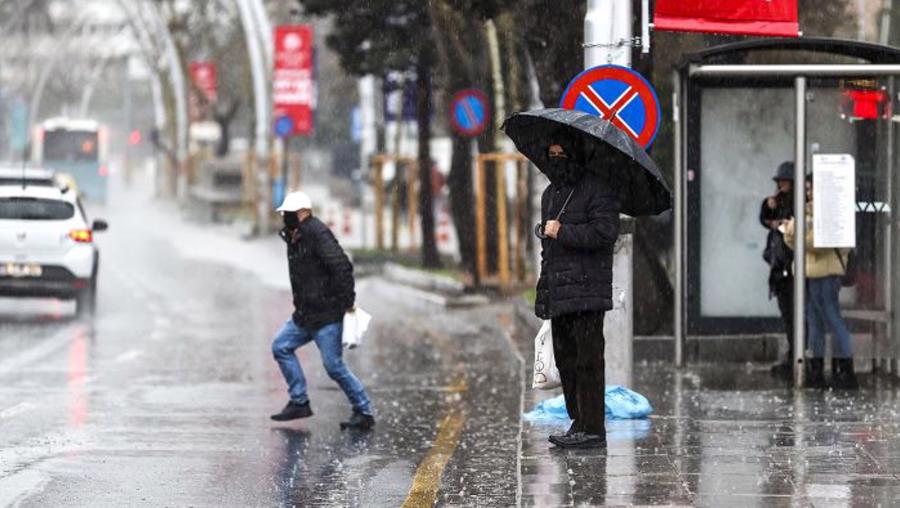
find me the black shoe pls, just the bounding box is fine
[805,359,826,389]
[270,401,313,422]
[770,360,793,379]
[832,358,860,391]
[340,409,375,430]
[549,421,581,444]
[550,432,606,449]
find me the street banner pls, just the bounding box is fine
[189,61,218,103]
[273,25,314,137]
[654,0,799,37]
[812,154,856,249]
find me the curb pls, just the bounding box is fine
[381,262,489,308]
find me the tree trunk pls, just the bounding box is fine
[417,49,440,268]
[448,134,476,273]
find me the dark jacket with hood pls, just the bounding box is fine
[281,216,355,330]
[535,154,621,320]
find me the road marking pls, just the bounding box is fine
[402,375,468,508]
[0,326,76,373]
[0,402,35,420]
[115,349,144,362]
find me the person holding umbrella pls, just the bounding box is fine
[535,136,620,448]
[503,108,671,450]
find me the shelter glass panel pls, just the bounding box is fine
[699,87,793,318]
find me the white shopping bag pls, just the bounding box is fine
[342,307,372,349]
[532,320,560,390]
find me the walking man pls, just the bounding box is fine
[535,139,620,449]
[759,161,796,378]
[269,191,375,429]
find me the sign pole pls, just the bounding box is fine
[585,0,634,388]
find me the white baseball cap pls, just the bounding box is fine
[275,191,313,214]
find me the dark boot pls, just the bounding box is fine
[270,401,313,422]
[806,359,826,389]
[832,358,860,391]
[770,359,793,379]
[340,409,375,430]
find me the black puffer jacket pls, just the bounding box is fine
[535,173,621,319]
[281,217,355,330]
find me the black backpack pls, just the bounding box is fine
[763,231,791,279]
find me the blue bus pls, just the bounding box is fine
[32,118,109,202]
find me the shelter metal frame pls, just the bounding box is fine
[673,38,900,387]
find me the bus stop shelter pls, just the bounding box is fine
[671,38,900,386]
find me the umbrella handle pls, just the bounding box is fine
[534,222,548,240]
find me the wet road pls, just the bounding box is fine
[0,180,523,506]
[6,176,900,507]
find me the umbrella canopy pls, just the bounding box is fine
[501,108,671,217]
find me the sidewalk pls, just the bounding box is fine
[512,308,900,506]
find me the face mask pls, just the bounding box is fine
[549,158,579,185]
[283,213,300,229]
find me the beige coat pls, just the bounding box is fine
[783,204,850,279]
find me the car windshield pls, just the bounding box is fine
[0,197,74,220]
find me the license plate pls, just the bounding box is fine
[1,263,42,278]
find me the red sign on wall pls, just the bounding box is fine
[190,61,218,103]
[654,0,799,38]
[273,25,314,137]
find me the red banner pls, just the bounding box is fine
[273,25,314,137]
[654,0,799,38]
[190,61,218,102]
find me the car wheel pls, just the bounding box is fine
[76,276,97,318]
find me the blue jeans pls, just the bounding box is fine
[806,276,853,359]
[271,318,373,415]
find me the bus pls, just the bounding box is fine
[32,118,109,202]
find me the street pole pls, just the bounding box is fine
[145,0,189,200]
[236,0,272,234]
[793,77,807,389]
[585,0,634,388]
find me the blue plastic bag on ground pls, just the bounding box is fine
[523,385,653,422]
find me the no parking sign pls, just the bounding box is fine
[560,65,661,148]
[449,89,489,138]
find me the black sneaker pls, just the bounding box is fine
[340,409,375,430]
[270,401,313,422]
[550,432,606,449]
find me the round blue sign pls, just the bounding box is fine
[450,89,489,138]
[275,115,295,138]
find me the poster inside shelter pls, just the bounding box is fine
[812,154,856,248]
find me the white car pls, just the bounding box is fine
[0,184,107,316]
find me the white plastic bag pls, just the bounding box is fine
[532,320,560,390]
[342,307,372,349]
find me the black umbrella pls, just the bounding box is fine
[501,108,671,217]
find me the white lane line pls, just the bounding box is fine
[0,327,75,374]
[0,402,35,420]
[114,349,144,363]
[0,469,48,507]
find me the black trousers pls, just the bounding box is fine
[772,277,794,359]
[551,311,606,435]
